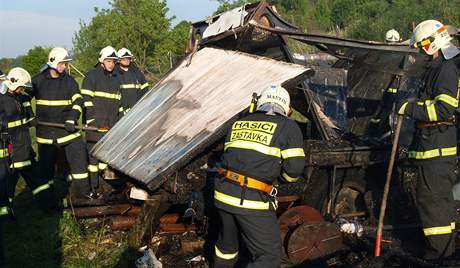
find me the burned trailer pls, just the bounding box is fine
[89,1,435,265]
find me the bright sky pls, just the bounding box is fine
[0,0,220,58]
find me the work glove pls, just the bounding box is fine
[64,120,77,133]
[28,117,37,127]
[398,102,409,115]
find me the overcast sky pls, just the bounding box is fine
[0,0,220,58]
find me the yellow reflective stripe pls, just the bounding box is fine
[94,91,121,100]
[7,118,28,128]
[88,165,99,172]
[84,101,94,107]
[118,107,124,112]
[86,119,95,124]
[32,183,51,195]
[434,94,458,108]
[451,222,456,230]
[120,83,137,89]
[71,94,83,102]
[140,82,149,90]
[72,105,82,113]
[282,171,299,182]
[65,120,75,124]
[281,148,305,159]
[215,246,238,260]
[71,173,89,179]
[10,160,32,169]
[124,108,131,114]
[57,132,81,144]
[370,118,381,123]
[424,225,452,236]
[214,190,270,210]
[425,100,437,121]
[0,149,8,158]
[224,141,281,158]
[36,99,72,106]
[408,147,457,159]
[22,101,31,107]
[0,206,9,216]
[98,163,108,170]
[36,137,53,144]
[387,87,398,94]
[81,89,95,97]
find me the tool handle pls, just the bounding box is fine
[375,115,403,257]
[37,121,101,132]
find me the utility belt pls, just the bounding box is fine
[416,117,455,129]
[217,168,277,197]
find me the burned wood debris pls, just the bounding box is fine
[62,1,460,267]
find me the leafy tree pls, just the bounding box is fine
[73,0,190,77]
[0,58,14,73]
[20,46,51,76]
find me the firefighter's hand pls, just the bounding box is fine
[28,118,37,127]
[65,120,77,133]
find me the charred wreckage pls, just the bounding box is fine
[66,1,460,267]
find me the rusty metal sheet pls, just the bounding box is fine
[92,47,310,190]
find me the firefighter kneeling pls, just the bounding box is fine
[213,85,305,267]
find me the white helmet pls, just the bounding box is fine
[411,20,453,55]
[385,29,400,43]
[117,48,133,59]
[98,46,118,63]
[256,85,291,116]
[4,67,31,91]
[47,47,72,69]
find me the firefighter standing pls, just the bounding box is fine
[399,20,460,260]
[0,68,56,210]
[117,48,149,115]
[31,47,91,199]
[82,46,121,194]
[213,85,306,267]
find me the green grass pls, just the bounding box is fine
[4,179,139,268]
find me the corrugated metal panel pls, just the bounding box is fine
[92,47,310,190]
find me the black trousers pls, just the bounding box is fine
[415,159,456,259]
[87,141,125,192]
[214,209,281,268]
[38,138,90,197]
[7,159,56,209]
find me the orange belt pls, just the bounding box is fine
[218,168,276,196]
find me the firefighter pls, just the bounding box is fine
[0,68,56,210]
[117,48,149,115]
[213,85,305,267]
[368,29,403,139]
[398,20,460,261]
[31,47,91,199]
[82,46,121,194]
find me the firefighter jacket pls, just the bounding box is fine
[0,92,34,168]
[116,64,148,114]
[31,70,83,145]
[215,112,306,216]
[403,56,459,161]
[82,65,121,142]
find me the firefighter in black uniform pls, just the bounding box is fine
[214,85,305,267]
[116,48,149,115]
[0,68,56,210]
[82,46,121,194]
[31,47,91,199]
[399,20,460,261]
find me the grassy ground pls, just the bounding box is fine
[4,179,139,268]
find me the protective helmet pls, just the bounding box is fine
[411,20,452,55]
[117,48,133,59]
[47,47,72,69]
[256,85,291,116]
[4,67,32,91]
[98,46,118,63]
[385,29,400,43]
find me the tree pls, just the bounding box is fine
[73,0,190,77]
[20,46,50,76]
